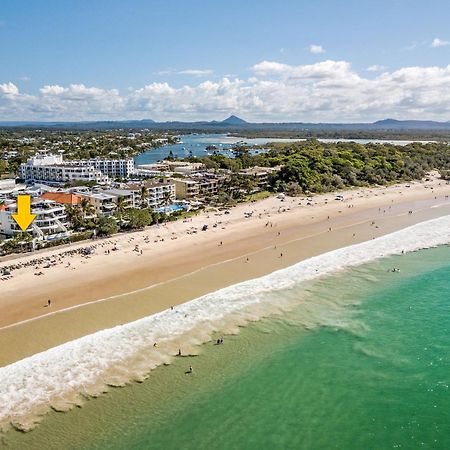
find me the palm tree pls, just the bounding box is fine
[161,190,173,208]
[114,196,127,223]
[80,198,95,218]
[65,204,84,230]
[140,186,149,207]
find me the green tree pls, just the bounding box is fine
[96,216,118,236]
[114,196,127,223]
[80,198,95,218]
[126,208,152,229]
[65,205,85,230]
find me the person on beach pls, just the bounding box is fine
[178,349,182,356]
[47,299,51,307]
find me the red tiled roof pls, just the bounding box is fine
[41,192,82,205]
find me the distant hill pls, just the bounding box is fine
[221,115,248,125]
[1,117,450,134]
[373,119,450,130]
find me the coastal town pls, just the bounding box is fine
[0,131,280,256]
[2,126,450,259]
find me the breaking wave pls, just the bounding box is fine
[1,215,450,432]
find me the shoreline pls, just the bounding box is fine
[1,210,450,433]
[0,176,449,367]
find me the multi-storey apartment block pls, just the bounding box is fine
[20,154,109,185]
[0,198,70,241]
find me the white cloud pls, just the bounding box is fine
[40,85,67,95]
[3,61,450,121]
[177,69,213,76]
[367,65,387,72]
[309,44,325,54]
[252,60,292,75]
[155,68,213,76]
[431,38,450,48]
[0,82,19,95]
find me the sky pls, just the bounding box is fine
[1,0,450,122]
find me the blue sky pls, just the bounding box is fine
[1,0,450,121]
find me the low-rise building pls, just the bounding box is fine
[167,161,206,176]
[78,192,117,217]
[101,189,136,209]
[172,174,222,199]
[172,178,200,199]
[238,166,280,190]
[197,177,220,197]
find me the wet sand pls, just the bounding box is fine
[0,176,449,366]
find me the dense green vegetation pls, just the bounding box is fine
[189,140,450,195]
[233,129,450,141]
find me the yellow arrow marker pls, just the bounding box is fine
[12,195,37,231]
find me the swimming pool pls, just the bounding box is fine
[154,203,188,214]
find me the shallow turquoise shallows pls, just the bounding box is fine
[3,246,450,450]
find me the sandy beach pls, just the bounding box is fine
[1,175,449,367]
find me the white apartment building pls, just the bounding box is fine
[66,158,135,179]
[20,154,109,185]
[127,181,176,208]
[19,154,135,185]
[0,199,70,241]
[145,182,175,208]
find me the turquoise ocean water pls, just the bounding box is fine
[2,246,449,450]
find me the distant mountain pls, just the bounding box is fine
[373,119,450,130]
[1,117,450,134]
[221,115,248,125]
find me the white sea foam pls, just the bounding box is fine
[1,215,450,431]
